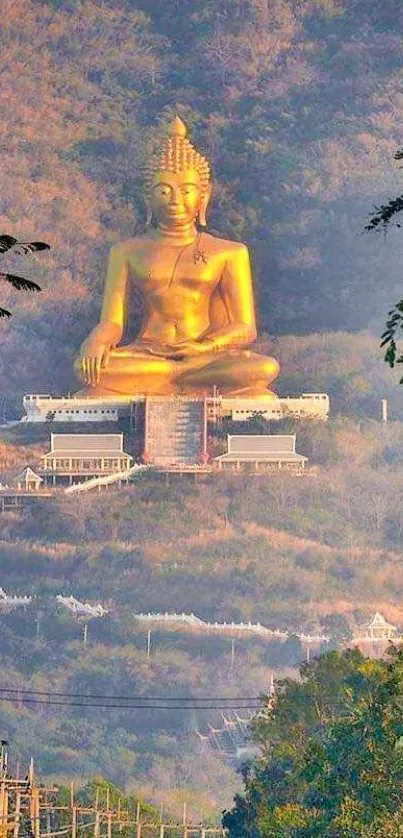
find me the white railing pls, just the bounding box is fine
[56,594,107,617]
[0,588,32,607]
[134,611,329,643]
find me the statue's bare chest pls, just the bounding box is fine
[127,243,221,297]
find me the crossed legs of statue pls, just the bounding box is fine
[75,344,279,397]
[175,350,279,397]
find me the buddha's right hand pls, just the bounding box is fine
[79,343,111,386]
[79,322,121,386]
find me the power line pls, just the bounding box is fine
[0,701,262,710]
[0,687,261,701]
[0,696,261,711]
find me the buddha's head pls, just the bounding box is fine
[144,116,211,230]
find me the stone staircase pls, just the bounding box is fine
[144,397,207,467]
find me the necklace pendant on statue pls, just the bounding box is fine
[194,248,207,265]
[194,231,207,265]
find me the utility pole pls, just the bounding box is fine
[0,777,7,838]
[13,790,21,838]
[0,742,7,777]
[0,742,6,838]
[230,639,235,671]
[94,787,100,838]
[94,810,101,838]
[136,801,141,838]
[381,398,388,424]
[147,629,151,660]
[183,802,187,831]
[31,787,40,838]
[72,805,77,838]
[71,782,77,838]
[105,787,112,838]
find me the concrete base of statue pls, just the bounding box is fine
[21,392,330,424]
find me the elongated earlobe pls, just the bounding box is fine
[145,205,153,228]
[198,185,212,228]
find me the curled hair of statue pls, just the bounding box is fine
[143,115,211,197]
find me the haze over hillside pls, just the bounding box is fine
[3,415,403,813]
[1,0,403,410]
[2,0,403,819]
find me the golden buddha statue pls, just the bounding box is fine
[75,116,279,397]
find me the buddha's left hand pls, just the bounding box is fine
[147,340,214,359]
[164,340,214,359]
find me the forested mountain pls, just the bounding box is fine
[1,0,403,410]
[1,415,403,813]
[2,0,403,821]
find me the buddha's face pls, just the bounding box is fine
[150,169,206,229]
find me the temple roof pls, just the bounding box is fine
[48,433,125,454]
[13,466,43,483]
[228,434,297,454]
[216,434,307,462]
[216,452,307,462]
[43,450,131,459]
[368,612,397,631]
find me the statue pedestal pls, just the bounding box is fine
[21,392,330,425]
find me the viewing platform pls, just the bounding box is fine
[21,392,330,424]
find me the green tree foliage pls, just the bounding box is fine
[365,147,403,235]
[379,300,403,383]
[223,647,403,837]
[0,235,49,318]
[365,152,403,382]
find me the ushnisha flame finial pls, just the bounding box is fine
[169,115,187,138]
[144,114,211,194]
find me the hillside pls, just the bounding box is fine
[1,409,403,813]
[1,0,403,410]
[2,0,403,822]
[3,413,403,627]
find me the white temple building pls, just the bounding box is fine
[215,434,308,472]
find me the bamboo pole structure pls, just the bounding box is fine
[0,756,227,838]
[13,791,21,838]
